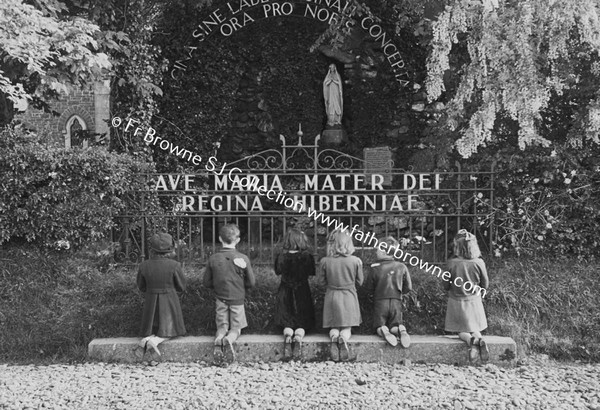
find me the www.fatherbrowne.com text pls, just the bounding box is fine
[223,168,487,298]
[114,116,487,298]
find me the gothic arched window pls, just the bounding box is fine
[65,115,88,148]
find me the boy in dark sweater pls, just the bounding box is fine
[204,224,256,364]
[365,236,412,348]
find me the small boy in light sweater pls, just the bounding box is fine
[203,224,256,364]
[365,236,412,347]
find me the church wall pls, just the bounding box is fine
[15,80,110,148]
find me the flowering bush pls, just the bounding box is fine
[475,145,600,258]
[0,126,153,249]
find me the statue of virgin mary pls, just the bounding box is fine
[323,64,343,127]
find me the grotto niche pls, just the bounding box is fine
[158,0,424,168]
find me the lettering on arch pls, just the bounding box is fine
[171,0,411,88]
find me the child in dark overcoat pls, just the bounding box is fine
[274,228,316,359]
[135,232,186,356]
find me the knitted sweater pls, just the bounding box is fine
[203,248,256,305]
[365,259,412,300]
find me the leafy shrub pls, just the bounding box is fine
[2,243,599,363]
[0,125,153,249]
[465,142,600,258]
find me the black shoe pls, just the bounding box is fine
[223,337,236,364]
[146,339,161,356]
[283,337,293,361]
[292,337,302,361]
[468,337,479,364]
[329,341,339,362]
[399,330,411,349]
[479,338,489,362]
[338,337,350,361]
[132,344,146,359]
[213,344,224,366]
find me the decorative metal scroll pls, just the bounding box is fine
[317,147,366,170]
[226,133,383,172]
[113,128,495,265]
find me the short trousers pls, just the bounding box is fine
[372,298,403,329]
[215,298,248,331]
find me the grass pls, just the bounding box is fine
[1,244,599,363]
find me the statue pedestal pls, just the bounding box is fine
[321,128,346,146]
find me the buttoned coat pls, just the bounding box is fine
[137,257,187,337]
[318,254,364,328]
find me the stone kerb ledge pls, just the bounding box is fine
[88,335,517,367]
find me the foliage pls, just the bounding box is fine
[485,257,600,361]
[61,0,172,153]
[253,19,330,141]
[418,0,600,258]
[0,0,114,126]
[153,0,242,170]
[465,138,600,258]
[425,0,600,157]
[153,0,412,170]
[0,0,171,151]
[2,244,599,363]
[100,0,169,152]
[0,125,153,248]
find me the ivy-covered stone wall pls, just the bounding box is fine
[156,1,429,169]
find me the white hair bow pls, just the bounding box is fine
[457,229,476,241]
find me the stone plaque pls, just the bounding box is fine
[364,147,393,186]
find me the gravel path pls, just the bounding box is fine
[1,360,599,410]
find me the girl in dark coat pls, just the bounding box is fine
[135,232,186,356]
[274,229,316,358]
